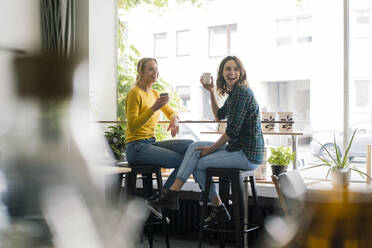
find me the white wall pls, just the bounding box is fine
[89,0,118,122]
[0,0,41,52]
[0,0,41,138]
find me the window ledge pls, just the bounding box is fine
[172,177,372,199]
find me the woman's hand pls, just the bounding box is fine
[151,95,169,112]
[195,146,213,157]
[200,75,214,92]
[167,115,179,137]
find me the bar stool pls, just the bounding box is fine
[198,168,260,248]
[122,163,170,248]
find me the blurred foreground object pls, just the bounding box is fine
[0,53,147,247]
[261,190,372,248]
[271,170,307,217]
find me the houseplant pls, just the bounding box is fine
[104,123,126,160]
[304,129,371,188]
[268,146,295,176]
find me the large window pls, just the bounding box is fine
[119,0,372,182]
[208,24,237,57]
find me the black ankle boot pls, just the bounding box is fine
[200,203,231,227]
[149,189,179,210]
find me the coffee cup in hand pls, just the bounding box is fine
[202,72,211,85]
[160,93,169,97]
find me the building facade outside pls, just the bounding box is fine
[119,0,372,179]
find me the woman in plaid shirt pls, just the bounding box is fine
[150,56,264,226]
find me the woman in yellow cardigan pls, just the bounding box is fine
[125,57,193,189]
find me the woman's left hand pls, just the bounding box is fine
[195,146,213,157]
[167,116,179,137]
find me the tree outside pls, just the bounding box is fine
[116,0,203,141]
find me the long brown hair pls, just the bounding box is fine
[216,56,248,96]
[135,57,158,87]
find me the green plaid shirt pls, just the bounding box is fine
[217,86,264,164]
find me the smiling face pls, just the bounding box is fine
[223,59,241,89]
[141,60,159,85]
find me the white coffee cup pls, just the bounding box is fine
[202,72,211,85]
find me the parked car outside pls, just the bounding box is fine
[311,120,372,160]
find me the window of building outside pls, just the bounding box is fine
[176,85,191,110]
[354,80,370,108]
[119,0,371,182]
[153,32,168,58]
[276,15,312,45]
[353,9,370,40]
[176,30,191,56]
[296,16,312,43]
[208,24,237,57]
[356,9,369,24]
[276,18,292,45]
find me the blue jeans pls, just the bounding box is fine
[125,138,193,189]
[176,141,260,199]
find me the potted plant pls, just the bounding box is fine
[304,129,371,188]
[104,123,126,161]
[268,146,295,176]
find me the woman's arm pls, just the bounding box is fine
[195,133,230,157]
[160,94,179,137]
[201,76,220,121]
[126,91,168,133]
[167,115,179,137]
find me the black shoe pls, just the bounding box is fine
[199,203,231,227]
[145,203,171,224]
[149,189,179,210]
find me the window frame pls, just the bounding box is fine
[208,23,237,58]
[176,29,191,57]
[153,32,168,59]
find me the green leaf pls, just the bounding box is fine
[267,146,295,166]
[341,129,357,168]
[301,163,330,170]
[350,166,372,180]
[303,129,368,182]
[325,167,332,180]
[314,138,338,165]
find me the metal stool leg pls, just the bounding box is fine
[249,175,260,224]
[219,178,230,248]
[142,173,154,248]
[155,169,170,248]
[198,173,213,248]
[232,173,244,248]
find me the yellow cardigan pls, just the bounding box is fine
[125,86,177,143]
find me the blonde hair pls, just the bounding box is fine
[135,57,158,87]
[216,56,248,97]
